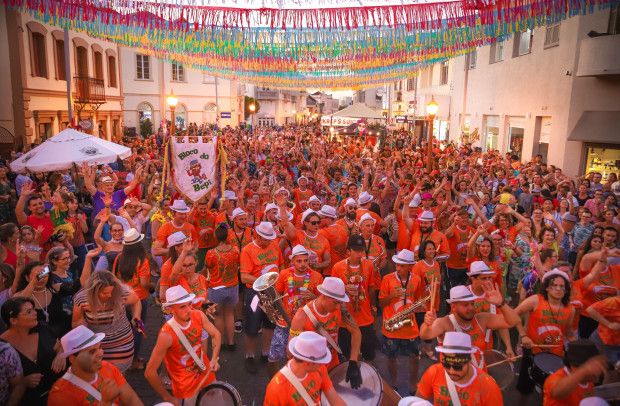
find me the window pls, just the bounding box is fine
[174,104,187,129]
[107,56,117,87]
[489,41,504,63]
[136,54,150,80]
[30,32,47,77]
[54,39,66,80]
[205,103,217,112]
[544,24,560,48]
[440,60,449,85]
[467,50,477,70]
[75,46,88,76]
[514,29,533,56]
[172,62,185,82]
[608,5,620,34]
[137,102,153,124]
[406,77,416,92]
[93,51,103,80]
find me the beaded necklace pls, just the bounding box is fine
[288,270,311,310]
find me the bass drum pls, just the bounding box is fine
[321,361,401,406]
[529,353,564,390]
[196,381,242,406]
[484,350,515,390]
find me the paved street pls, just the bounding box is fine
[126,299,541,405]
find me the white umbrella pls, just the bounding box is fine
[10,128,132,173]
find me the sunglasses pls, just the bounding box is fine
[442,361,467,371]
[307,221,320,226]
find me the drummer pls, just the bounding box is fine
[416,331,503,405]
[264,331,345,406]
[543,340,607,406]
[420,285,520,369]
[288,277,363,389]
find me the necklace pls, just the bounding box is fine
[395,271,410,306]
[31,289,49,322]
[288,271,311,310]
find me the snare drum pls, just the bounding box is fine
[529,353,564,389]
[594,382,620,403]
[321,361,401,406]
[484,350,515,390]
[196,381,242,406]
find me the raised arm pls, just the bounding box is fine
[15,182,35,226]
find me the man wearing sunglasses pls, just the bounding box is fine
[417,331,502,405]
[280,207,332,275]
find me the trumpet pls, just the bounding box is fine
[383,295,430,332]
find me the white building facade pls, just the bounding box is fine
[254,88,307,126]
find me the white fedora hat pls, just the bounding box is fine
[60,325,105,358]
[223,190,237,200]
[276,208,293,221]
[446,285,477,304]
[122,228,144,245]
[344,198,358,207]
[265,202,278,213]
[542,268,571,283]
[436,331,476,354]
[358,191,374,206]
[99,176,114,184]
[167,231,188,248]
[297,176,308,184]
[289,244,309,259]
[317,277,349,302]
[308,195,321,204]
[467,260,495,277]
[301,208,318,224]
[392,249,416,265]
[398,397,433,406]
[274,187,290,197]
[170,199,190,213]
[162,285,196,308]
[418,210,435,222]
[358,212,376,226]
[231,207,247,220]
[255,221,277,240]
[318,205,337,219]
[288,331,332,364]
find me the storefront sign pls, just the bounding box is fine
[220,112,231,119]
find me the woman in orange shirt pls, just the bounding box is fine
[177,253,209,308]
[467,227,503,291]
[413,240,441,359]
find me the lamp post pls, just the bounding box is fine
[425,96,439,172]
[166,90,178,138]
[248,103,256,131]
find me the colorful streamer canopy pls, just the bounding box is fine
[6,0,619,89]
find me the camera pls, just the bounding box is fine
[37,266,50,281]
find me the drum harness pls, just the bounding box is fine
[448,314,485,369]
[302,304,343,355]
[167,317,207,372]
[62,369,103,401]
[444,370,463,406]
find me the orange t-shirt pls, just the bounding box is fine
[417,363,503,406]
[214,210,233,228]
[240,240,284,288]
[409,229,450,260]
[543,367,594,406]
[589,295,620,345]
[264,363,333,406]
[294,230,331,274]
[113,256,150,300]
[292,188,313,207]
[204,246,240,287]
[160,311,215,398]
[395,210,416,251]
[446,226,473,269]
[412,259,440,312]
[226,227,253,252]
[526,295,574,357]
[275,267,323,318]
[362,235,387,288]
[159,259,175,297]
[179,274,209,308]
[299,300,342,370]
[319,223,349,270]
[467,258,503,291]
[188,210,217,249]
[156,222,199,249]
[356,208,382,235]
[331,259,376,327]
[580,264,620,311]
[48,361,126,406]
[379,271,424,339]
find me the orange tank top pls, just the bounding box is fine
[444,313,489,369]
[302,300,342,370]
[526,295,573,357]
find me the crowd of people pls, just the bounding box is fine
[0,121,618,406]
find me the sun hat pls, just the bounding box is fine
[301,208,318,223]
[274,187,290,197]
[562,213,578,223]
[344,198,358,207]
[122,228,144,245]
[436,331,476,354]
[467,260,495,277]
[162,285,196,308]
[446,285,477,304]
[392,249,416,265]
[265,202,278,213]
[255,221,277,240]
[223,190,237,200]
[290,244,309,259]
[99,176,114,184]
[288,331,332,364]
[297,176,308,184]
[398,397,433,406]
[167,231,188,247]
[418,210,435,222]
[60,325,105,358]
[347,234,366,251]
[542,268,571,283]
[308,195,321,204]
[358,191,374,206]
[318,205,337,219]
[317,277,349,302]
[231,207,247,220]
[170,199,191,213]
[358,212,376,225]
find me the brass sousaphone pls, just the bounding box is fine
[253,272,290,328]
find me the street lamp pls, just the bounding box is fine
[426,96,439,172]
[167,90,178,137]
[248,103,256,131]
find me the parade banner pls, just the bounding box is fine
[171,136,217,202]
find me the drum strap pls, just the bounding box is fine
[167,318,207,371]
[62,369,102,401]
[281,364,316,406]
[485,305,496,343]
[448,314,485,369]
[444,371,462,406]
[302,305,342,354]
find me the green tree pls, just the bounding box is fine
[140,118,153,138]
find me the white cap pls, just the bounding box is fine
[392,249,416,265]
[162,285,196,308]
[297,176,308,184]
[467,260,495,277]
[255,221,277,240]
[289,244,309,259]
[446,285,477,304]
[542,268,571,283]
[231,207,247,220]
[60,325,105,358]
[418,210,434,222]
[167,231,188,247]
[408,198,420,208]
[170,199,190,213]
[344,198,358,207]
[436,331,476,354]
[265,202,278,213]
[122,228,144,245]
[318,205,337,219]
[358,212,376,226]
[398,397,433,406]
[288,331,332,364]
[358,191,374,205]
[317,277,350,302]
[308,195,321,204]
[223,190,237,200]
[301,208,318,224]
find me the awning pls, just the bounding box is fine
[568,111,620,144]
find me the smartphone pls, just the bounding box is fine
[37,266,50,281]
[85,243,96,251]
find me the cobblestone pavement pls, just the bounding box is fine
[126,298,539,405]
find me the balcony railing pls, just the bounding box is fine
[257,90,278,100]
[74,76,106,104]
[576,34,620,77]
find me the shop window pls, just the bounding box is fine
[585,146,620,178]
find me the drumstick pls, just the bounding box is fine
[486,355,522,368]
[531,344,562,348]
[429,277,437,310]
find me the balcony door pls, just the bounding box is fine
[76,46,88,77]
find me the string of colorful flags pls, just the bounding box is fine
[6,0,619,88]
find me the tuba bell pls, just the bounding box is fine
[253,272,291,328]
